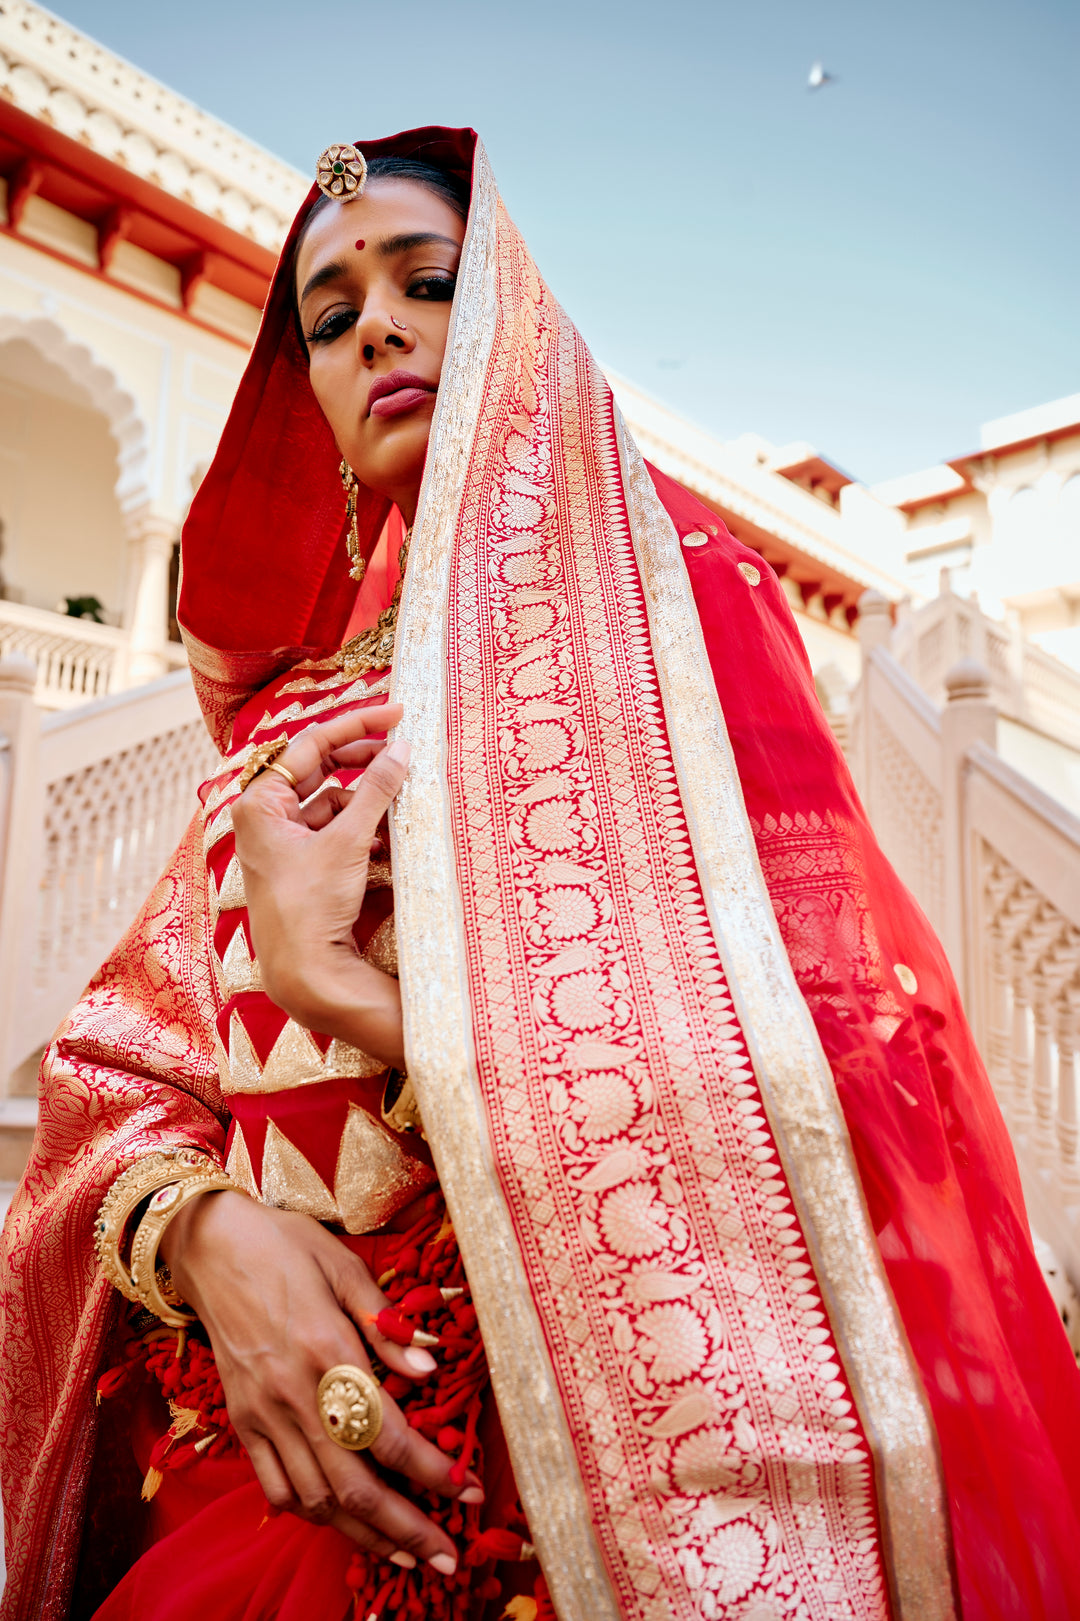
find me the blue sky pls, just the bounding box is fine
[62,0,1078,482]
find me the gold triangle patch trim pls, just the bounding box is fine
[216,854,247,913]
[260,1120,340,1223]
[326,1038,385,1080]
[333,1103,434,1234]
[219,923,261,996]
[363,913,398,977]
[225,1125,260,1198]
[261,1019,328,1091]
[224,1011,264,1094]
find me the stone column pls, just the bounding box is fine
[0,654,41,1098]
[940,659,997,1008]
[122,508,176,688]
[853,589,893,810]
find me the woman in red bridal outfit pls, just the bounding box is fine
[3,127,1080,1621]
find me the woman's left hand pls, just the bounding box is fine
[232,704,409,1067]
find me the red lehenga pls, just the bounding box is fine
[3,126,1080,1621]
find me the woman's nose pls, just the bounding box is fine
[357,300,414,364]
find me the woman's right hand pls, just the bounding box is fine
[231,706,411,1070]
[160,1190,476,1571]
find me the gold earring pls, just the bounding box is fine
[340,459,366,583]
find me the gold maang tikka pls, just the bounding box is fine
[316,144,367,201]
[340,459,366,583]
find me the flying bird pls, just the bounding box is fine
[808,61,836,90]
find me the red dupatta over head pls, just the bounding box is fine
[179,127,476,749]
[81,125,1080,1621]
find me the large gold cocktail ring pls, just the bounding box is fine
[317,1364,384,1451]
[237,734,291,793]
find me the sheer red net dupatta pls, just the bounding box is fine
[653,464,1080,1621]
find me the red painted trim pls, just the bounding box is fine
[0,95,276,306]
[7,155,43,228]
[0,216,254,348]
[949,420,1080,474]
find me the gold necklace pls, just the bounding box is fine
[337,527,412,679]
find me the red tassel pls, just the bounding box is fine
[95,1365,130,1402]
[147,1432,174,1471]
[450,1392,482,1487]
[466,1527,526,1564]
[534,1572,557,1621]
[397,1284,445,1314]
[376,1307,420,1346]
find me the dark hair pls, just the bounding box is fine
[292,156,469,346]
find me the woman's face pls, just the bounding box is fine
[295,179,466,522]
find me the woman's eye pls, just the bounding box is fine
[407,275,456,301]
[307,308,358,345]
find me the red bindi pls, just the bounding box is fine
[354,239,365,250]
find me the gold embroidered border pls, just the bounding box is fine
[389,143,621,1621]
[613,416,957,1621]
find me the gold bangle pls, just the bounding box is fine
[95,1149,221,1303]
[129,1172,236,1328]
[316,1364,384,1451]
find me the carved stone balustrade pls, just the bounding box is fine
[0,660,219,1101]
[851,597,1080,1299]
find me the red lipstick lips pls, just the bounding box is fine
[368,369,437,419]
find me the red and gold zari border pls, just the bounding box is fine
[391,142,954,1621]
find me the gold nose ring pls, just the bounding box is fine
[390,316,407,331]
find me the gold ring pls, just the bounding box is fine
[263,760,300,790]
[238,734,291,792]
[317,1364,383,1451]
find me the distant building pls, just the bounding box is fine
[0,0,303,704]
[869,394,1080,671]
[0,0,1074,774]
[0,0,909,722]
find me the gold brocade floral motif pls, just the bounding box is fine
[0,814,225,1617]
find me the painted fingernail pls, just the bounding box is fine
[403,1347,437,1374]
[386,739,411,765]
[411,1329,440,1349]
[389,1550,417,1568]
[458,1486,484,1505]
[428,1552,458,1576]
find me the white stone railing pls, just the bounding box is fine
[891,583,1080,752]
[852,595,1080,1291]
[0,599,187,709]
[0,656,219,1093]
[0,598,124,706]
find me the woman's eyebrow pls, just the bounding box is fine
[299,258,350,306]
[375,231,460,258]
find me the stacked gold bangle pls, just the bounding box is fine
[95,1149,236,1327]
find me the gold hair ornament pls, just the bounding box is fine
[316,145,367,202]
[340,460,367,583]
